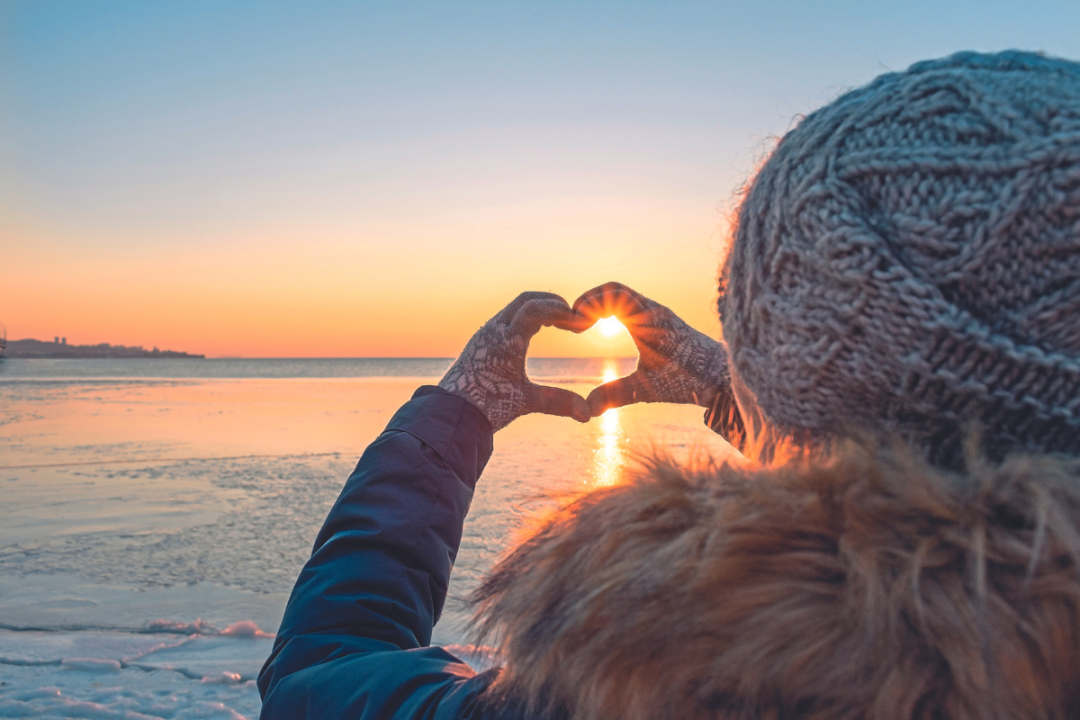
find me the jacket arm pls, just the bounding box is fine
[258,385,497,719]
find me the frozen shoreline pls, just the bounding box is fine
[0,626,271,719]
[0,364,732,718]
[0,573,287,719]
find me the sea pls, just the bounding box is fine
[0,358,735,718]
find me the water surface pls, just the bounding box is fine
[0,357,734,718]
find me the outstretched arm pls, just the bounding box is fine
[258,388,497,718]
[258,292,588,719]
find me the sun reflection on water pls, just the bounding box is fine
[593,360,625,487]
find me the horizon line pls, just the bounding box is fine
[202,356,639,360]
[3,355,639,360]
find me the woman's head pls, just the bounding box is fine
[720,50,1080,463]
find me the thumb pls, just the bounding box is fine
[509,298,576,338]
[523,382,591,423]
[586,371,657,416]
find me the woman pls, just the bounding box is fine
[259,50,1080,719]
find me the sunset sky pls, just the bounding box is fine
[4,1,1080,358]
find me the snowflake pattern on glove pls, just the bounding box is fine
[573,282,745,445]
[439,292,591,431]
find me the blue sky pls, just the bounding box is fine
[3,1,1080,356]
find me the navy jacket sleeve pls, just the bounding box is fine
[258,385,498,719]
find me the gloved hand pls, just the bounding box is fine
[572,282,745,443]
[439,292,592,431]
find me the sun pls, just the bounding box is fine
[595,316,625,338]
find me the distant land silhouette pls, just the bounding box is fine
[6,338,204,359]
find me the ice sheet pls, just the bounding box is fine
[0,627,270,718]
[0,371,735,717]
[0,662,259,718]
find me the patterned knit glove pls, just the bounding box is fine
[573,283,745,441]
[439,292,592,431]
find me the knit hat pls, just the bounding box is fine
[720,51,1080,462]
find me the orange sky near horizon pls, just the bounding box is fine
[5,196,729,358]
[6,3,1076,360]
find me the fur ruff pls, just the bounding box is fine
[472,442,1080,720]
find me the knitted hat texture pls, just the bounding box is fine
[721,51,1080,460]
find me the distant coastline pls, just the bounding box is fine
[5,338,204,359]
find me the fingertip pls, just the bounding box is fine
[571,281,650,324]
[526,383,594,423]
[512,298,577,336]
[585,389,616,417]
[556,312,594,334]
[571,396,591,423]
[500,291,571,325]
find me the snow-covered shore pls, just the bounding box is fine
[0,625,270,719]
[0,361,728,718]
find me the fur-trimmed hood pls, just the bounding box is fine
[472,442,1080,720]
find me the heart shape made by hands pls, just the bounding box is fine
[532,282,736,427]
[523,320,636,391]
[517,285,648,416]
[441,284,734,434]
